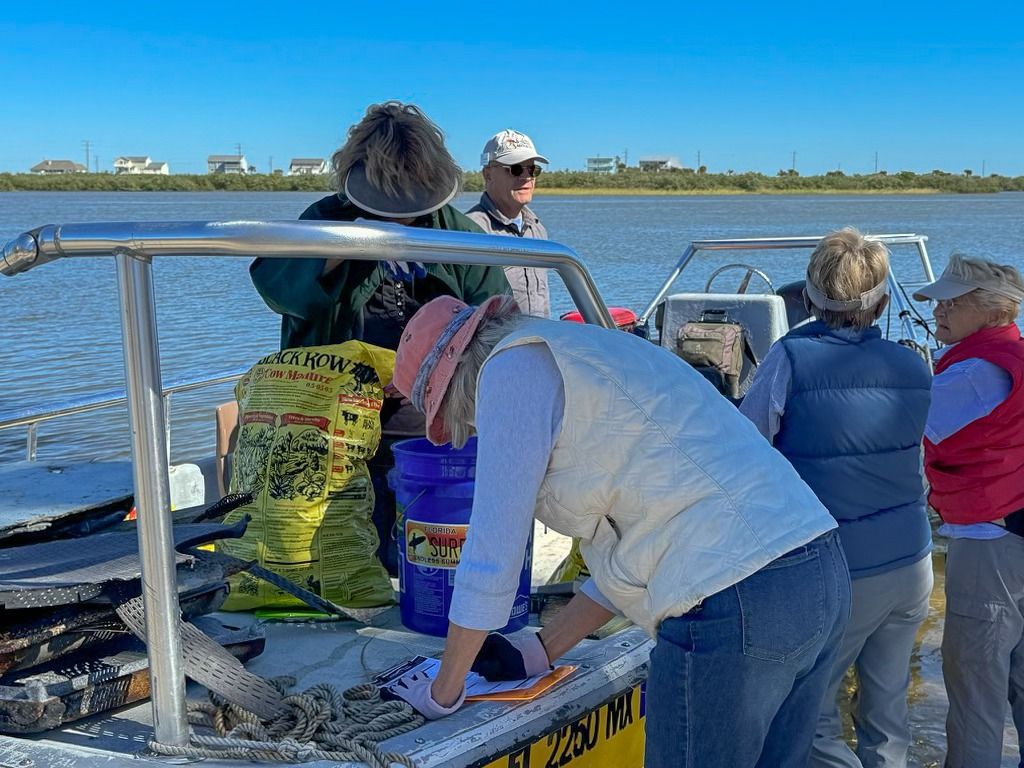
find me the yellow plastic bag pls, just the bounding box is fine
[546,539,591,585]
[219,342,395,610]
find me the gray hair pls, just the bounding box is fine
[440,296,525,449]
[806,227,890,330]
[331,101,462,204]
[946,253,1023,325]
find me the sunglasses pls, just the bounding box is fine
[496,163,542,179]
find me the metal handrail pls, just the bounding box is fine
[0,220,615,328]
[1,219,614,748]
[638,234,934,325]
[636,234,936,358]
[0,366,248,461]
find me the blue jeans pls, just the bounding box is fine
[645,530,852,768]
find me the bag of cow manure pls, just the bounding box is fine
[219,342,395,611]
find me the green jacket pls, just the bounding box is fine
[250,194,510,349]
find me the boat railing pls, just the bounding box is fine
[0,219,614,748]
[637,233,937,351]
[0,366,248,462]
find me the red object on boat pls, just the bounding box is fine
[560,307,638,330]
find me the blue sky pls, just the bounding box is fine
[3,2,1022,176]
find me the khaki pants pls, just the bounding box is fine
[943,534,1024,768]
[811,555,933,768]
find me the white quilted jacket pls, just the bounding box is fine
[486,320,836,635]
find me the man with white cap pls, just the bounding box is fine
[912,254,1024,768]
[466,129,551,316]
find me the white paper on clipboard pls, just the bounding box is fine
[374,655,573,698]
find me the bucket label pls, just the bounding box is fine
[405,520,468,569]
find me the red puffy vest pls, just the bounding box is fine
[925,324,1024,523]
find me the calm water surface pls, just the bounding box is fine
[2,191,1023,765]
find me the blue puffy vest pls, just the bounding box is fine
[774,321,932,579]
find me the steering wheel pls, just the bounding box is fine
[704,263,776,295]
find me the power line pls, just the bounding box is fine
[82,139,92,171]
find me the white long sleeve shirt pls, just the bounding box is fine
[447,343,616,630]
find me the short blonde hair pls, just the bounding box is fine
[439,296,524,449]
[331,101,462,203]
[806,228,890,330]
[945,254,1023,325]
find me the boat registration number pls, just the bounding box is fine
[483,684,645,768]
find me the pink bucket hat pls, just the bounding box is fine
[393,295,509,445]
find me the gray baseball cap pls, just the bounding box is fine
[481,129,549,167]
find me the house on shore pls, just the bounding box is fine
[207,155,249,174]
[586,156,618,174]
[638,156,683,172]
[114,156,170,175]
[30,160,88,174]
[289,158,328,175]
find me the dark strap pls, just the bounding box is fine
[185,548,385,623]
[742,335,759,367]
[1003,509,1024,537]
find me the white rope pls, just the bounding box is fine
[147,677,423,767]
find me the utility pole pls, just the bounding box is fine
[623,148,628,168]
[82,139,91,171]
[982,160,986,176]
[268,156,273,174]
[791,151,797,172]
[697,149,701,168]
[235,143,242,158]
[874,151,879,174]
[94,156,99,173]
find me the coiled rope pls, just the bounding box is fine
[147,677,424,767]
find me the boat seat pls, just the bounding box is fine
[659,292,789,364]
[215,401,239,498]
[775,280,813,329]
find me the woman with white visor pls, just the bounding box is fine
[913,254,1024,768]
[741,228,933,768]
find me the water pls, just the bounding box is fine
[2,190,1024,764]
[4,190,1022,465]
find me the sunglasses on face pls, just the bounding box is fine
[496,163,542,179]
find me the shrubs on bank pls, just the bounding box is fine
[1,170,1022,194]
[464,169,1024,194]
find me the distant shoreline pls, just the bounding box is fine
[532,187,949,196]
[1,170,1021,195]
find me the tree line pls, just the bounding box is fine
[1,169,1022,194]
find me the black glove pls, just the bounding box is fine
[471,631,551,682]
